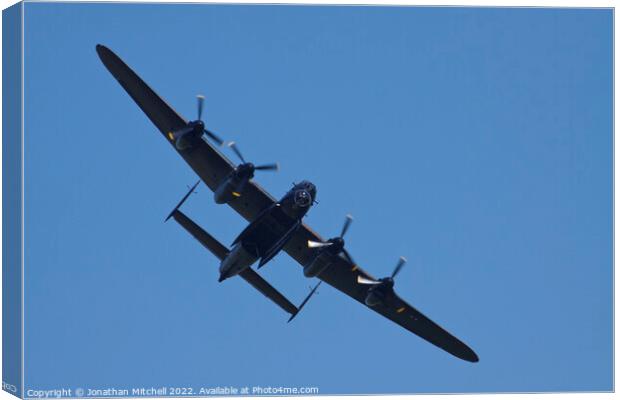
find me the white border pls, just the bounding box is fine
[20,0,24,397]
[0,2,615,400]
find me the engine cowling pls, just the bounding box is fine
[214,177,241,204]
[364,288,386,307]
[168,122,203,151]
[213,163,259,204]
[303,252,332,277]
[175,131,201,150]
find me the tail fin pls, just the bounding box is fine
[288,281,322,323]
[165,180,200,222]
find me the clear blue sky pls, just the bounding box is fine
[23,3,612,394]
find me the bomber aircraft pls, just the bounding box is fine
[96,44,479,363]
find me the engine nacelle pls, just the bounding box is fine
[303,252,332,277]
[364,289,386,307]
[174,130,202,150]
[168,121,204,151]
[214,176,247,204]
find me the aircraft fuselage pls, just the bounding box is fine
[218,181,317,281]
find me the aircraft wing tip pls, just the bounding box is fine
[461,347,479,363]
[95,44,117,66]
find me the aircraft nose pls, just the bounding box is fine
[308,184,317,202]
[294,189,313,207]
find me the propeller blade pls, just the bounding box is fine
[341,214,353,237]
[227,141,245,163]
[307,240,332,249]
[255,163,279,171]
[341,248,355,266]
[197,94,205,120]
[203,129,224,146]
[357,276,381,285]
[391,256,407,279]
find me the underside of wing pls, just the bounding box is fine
[97,45,276,222]
[374,296,479,362]
[96,44,187,135]
[283,225,478,362]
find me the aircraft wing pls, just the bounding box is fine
[280,227,479,363]
[96,44,274,221]
[97,45,477,362]
[372,294,479,362]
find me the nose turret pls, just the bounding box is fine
[294,189,312,207]
[306,182,317,201]
[289,180,317,208]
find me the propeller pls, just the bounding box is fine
[227,141,279,174]
[357,256,407,286]
[391,256,406,279]
[197,94,205,120]
[195,94,224,146]
[307,215,355,265]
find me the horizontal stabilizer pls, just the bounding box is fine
[170,210,298,317]
[239,269,298,315]
[171,210,228,260]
